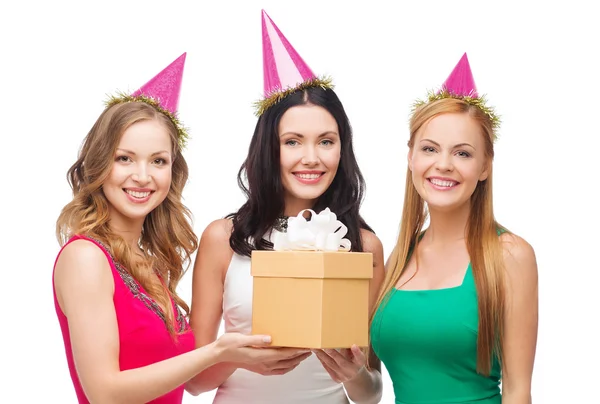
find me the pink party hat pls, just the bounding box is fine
[413,52,500,131]
[441,52,478,98]
[261,10,316,97]
[106,53,189,148]
[255,10,333,115]
[131,52,186,116]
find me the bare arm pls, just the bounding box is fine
[499,233,538,404]
[185,219,240,395]
[342,229,385,404]
[185,219,311,395]
[315,229,384,404]
[54,240,223,404]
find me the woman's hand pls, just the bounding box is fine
[313,345,367,383]
[239,350,313,376]
[214,333,312,375]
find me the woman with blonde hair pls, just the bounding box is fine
[370,54,538,404]
[53,53,307,404]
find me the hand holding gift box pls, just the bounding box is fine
[251,208,373,349]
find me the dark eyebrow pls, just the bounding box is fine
[420,139,475,150]
[116,148,171,156]
[279,131,339,138]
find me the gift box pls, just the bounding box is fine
[250,208,373,349]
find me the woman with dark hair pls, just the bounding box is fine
[229,86,371,257]
[185,11,384,404]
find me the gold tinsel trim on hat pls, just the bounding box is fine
[105,92,190,150]
[253,76,334,116]
[412,89,501,135]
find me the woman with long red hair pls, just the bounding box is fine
[370,54,538,404]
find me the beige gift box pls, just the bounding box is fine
[251,250,373,349]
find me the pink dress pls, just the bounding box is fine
[53,235,195,403]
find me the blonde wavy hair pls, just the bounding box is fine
[56,101,198,337]
[372,98,507,375]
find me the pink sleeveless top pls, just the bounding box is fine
[52,235,195,403]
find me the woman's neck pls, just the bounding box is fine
[424,203,470,247]
[283,198,316,217]
[108,220,143,250]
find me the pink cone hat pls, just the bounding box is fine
[261,10,316,97]
[131,52,186,115]
[440,52,478,98]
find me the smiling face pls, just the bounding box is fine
[102,119,173,230]
[408,112,489,213]
[278,104,341,214]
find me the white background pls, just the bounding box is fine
[1,0,598,402]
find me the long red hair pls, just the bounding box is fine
[372,98,506,374]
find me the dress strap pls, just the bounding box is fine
[70,235,187,333]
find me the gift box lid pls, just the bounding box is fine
[251,250,373,279]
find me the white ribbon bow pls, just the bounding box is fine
[273,208,351,252]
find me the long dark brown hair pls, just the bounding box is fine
[228,87,372,256]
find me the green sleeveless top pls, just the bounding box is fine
[371,264,501,404]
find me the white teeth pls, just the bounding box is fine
[430,178,457,187]
[295,173,321,179]
[126,190,151,198]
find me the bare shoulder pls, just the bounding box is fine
[360,229,384,270]
[55,239,111,281]
[360,229,383,254]
[200,218,234,246]
[194,218,235,281]
[54,239,114,314]
[500,232,538,284]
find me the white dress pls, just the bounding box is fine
[213,231,350,404]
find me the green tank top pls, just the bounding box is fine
[371,264,501,404]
